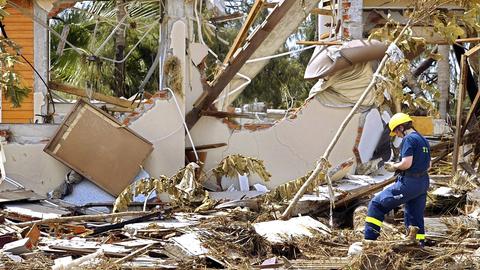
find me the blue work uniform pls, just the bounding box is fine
[364,131,430,243]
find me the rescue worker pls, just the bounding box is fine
[364,112,430,245]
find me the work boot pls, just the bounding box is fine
[405,226,419,241]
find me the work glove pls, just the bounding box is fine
[384,162,396,172]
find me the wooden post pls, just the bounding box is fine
[452,55,467,173]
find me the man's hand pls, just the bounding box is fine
[384,162,396,172]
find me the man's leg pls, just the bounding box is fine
[365,181,407,240]
[404,193,427,245]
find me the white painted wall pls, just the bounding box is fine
[3,144,69,195]
[129,99,185,178]
[190,99,360,189]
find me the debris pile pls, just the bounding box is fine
[0,152,479,270]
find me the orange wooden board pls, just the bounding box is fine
[2,3,34,123]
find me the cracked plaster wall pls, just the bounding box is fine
[190,99,360,189]
[3,143,69,195]
[0,124,69,194]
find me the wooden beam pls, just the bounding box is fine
[49,82,136,109]
[185,143,227,152]
[452,55,468,173]
[185,0,299,129]
[310,7,333,16]
[460,87,480,136]
[210,12,243,24]
[464,43,480,57]
[222,0,265,66]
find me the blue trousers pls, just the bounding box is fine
[364,175,429,242]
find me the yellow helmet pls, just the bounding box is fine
[388,113,413,136]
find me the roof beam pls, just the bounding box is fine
[185,0,300,129]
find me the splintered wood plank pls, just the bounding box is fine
[452,55,467,172]
[222,0,265,65]
[49,82,136,109]
[186,0,300,129]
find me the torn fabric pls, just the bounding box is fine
[308,62,376,108]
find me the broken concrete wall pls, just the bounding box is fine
[0,124,69,195]
[190,99,361,189]
[129,17,190,178]
[4,143,69,195]
[128,98,185,178]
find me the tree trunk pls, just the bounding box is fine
[438,45,450,120]
[114,0,127,97]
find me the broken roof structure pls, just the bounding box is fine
[0,0,480,268]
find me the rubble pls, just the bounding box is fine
[1,0,480,269]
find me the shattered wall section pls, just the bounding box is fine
[190,99,360,189]
[4,144,69,194]
[128,19,189,179]
[128,96,185,179]
[0,124,69,194]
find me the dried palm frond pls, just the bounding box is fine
[196,216,271,265]
[449,171,478,193]
[113,163,205,213]
[163,56,183,97]
[213,154,271,183]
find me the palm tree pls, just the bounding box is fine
[50,0,161,98]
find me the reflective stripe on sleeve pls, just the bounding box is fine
[365,216,383,227]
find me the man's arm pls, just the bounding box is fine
[393,156,413,170]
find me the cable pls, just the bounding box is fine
[94,13,129,55]
[213,72,251,105]
[98,21,158,63]
[164,88,199,162]
[246,45,316,63]
[194,0,219,59]
[0,21,7,37]
[213,45,315,106]
[18,54,56,116]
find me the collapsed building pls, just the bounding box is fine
[0,0,479,269]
